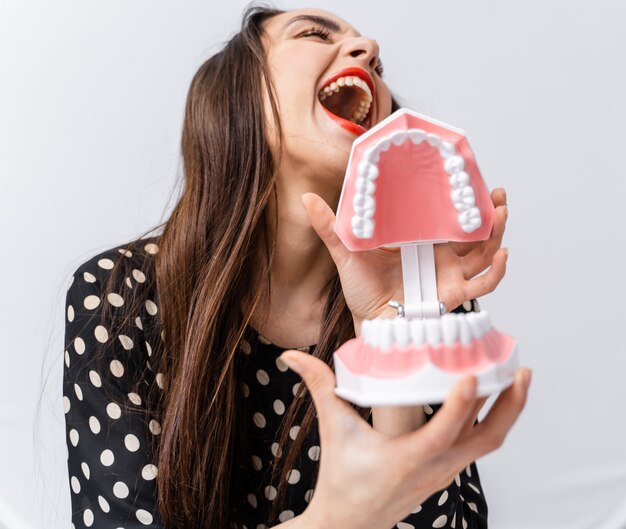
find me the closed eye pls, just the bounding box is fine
[296,26,331,41]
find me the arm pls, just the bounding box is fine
[63,249,164,528]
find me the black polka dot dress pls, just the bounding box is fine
[63,239,488,528]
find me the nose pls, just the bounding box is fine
[342,36,381,73]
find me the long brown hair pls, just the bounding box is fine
[94,5,400,528]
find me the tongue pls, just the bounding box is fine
[321,86,364,123]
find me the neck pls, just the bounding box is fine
[251,173,341,342]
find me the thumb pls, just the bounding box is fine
[301,192,351,270]
[278,349,359,435]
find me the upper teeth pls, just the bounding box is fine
[318,75,373,124]
[351,129,483,239]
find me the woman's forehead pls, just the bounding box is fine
[264,8,361,39]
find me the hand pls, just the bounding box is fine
[279,350,531,529]
[302,188,509,324]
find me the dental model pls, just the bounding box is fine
[333,108,519,406]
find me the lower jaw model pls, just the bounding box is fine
[332,108,520,407]
[333,310,519,407]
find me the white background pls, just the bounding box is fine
[1,1,625,528]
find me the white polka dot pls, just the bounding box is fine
[424,404,433,415]
[118,335,133,350]
[98,258,115,270]
[468,482,481,494]
[119,248,133,257]
[113,481,129,498]
[465,464,472,477]
[240,382,250,398]
[462,516,468,529]
[125,434,140,452]
[467,502,478,512]
[71,476,80,493]
[278,511,294,522]
[289,425,300,440]
[307,445,320,461]
[67,305,75,322]
[251,455,262,471]
[287,469,300,484]
[432,515,447,528]
[110,360,124,377]
[273,399,285,415]
[98,495,110,513]
[135,509,153,525]
[81,462,90,479]
[145,300,158,316]
[69,429,79,446]
[83,508,94,527]
[451,512,457,528]
[84,295,101,310]
[455,473,461,487]
[258,333,271,344]
[256,369,270,385]
[144,243,159,254]
[397,523,415,529]
[142,464,158,480]
[240,339,251,355]
[438,490,448,506]
[132,269,146,283]
[292,382,301,396]
[304,489,314,503]
[270,442,282,458]
[149,419,161,435]
[411,504,422,513]
[106,402,121,419]
[128,392,142,405]
[145,341,152,356]
[264,485,277,500]
[100,449,114,466]
[89,370,102,387]
[89,416,101,434]
[135,316,143,330]
[64,350,70,367]
[107,293,124,307]
[74,384,83,401]
[94,325,109,343]
[74,337,85,355]
[83,272,96,283]
[247,493,257,508]
[63,396,70,414]
[156,372,165,389]
[253,412,266,428]
[275,356,288,372]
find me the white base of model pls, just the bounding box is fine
[333,344,520,407]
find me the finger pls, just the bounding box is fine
[459,396,489,439]
[394,375,477,459]
[301,193,351,270]
[278,350,364,438]
[463,247,508,300]
[491,187,507,208]
[461,204,507,278]
[444,368,531,469]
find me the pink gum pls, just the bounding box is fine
[335,329,516,379]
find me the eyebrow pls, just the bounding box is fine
[284,14,343,34]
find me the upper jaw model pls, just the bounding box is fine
[333,108,519,407]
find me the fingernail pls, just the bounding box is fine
[523,369,532,390]
[278,352,301,374]
[463,377,477,400]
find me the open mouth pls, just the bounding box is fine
[318,67,375,136]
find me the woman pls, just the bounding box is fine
[62,5,531,529]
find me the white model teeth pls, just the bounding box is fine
[318,75,373,124]
[361,312,493,348]
[351,128,482,238]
